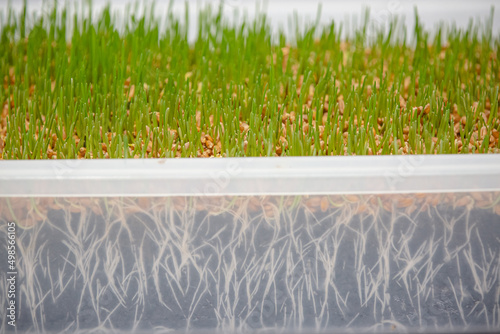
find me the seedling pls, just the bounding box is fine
[0,2,499,159]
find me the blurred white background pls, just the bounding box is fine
[0,0,499,41]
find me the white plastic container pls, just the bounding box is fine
[1,155,500,333]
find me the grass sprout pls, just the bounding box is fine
[0,2,499,159]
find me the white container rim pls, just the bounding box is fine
[0,155,499,197]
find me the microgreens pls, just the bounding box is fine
[0,1,499,159]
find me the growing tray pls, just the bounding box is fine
[1,155,500,333]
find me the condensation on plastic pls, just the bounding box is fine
[0,155,500,197]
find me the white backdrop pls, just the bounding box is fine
[0,0,499,41]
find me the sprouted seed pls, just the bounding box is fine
[0,2,499,159]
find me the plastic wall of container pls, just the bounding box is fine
[1,155,500,333]
[1,155,500,197]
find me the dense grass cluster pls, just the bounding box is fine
[0,2,499,159]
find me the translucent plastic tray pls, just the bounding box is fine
[1,155,500,333]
